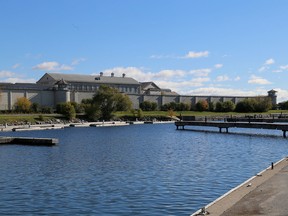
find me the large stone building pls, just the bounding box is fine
[0,72,277,111]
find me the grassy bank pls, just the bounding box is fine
[0,110,288,124]
[0,114,61,125]
[115,110,288,118]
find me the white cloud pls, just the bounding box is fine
[272,69,282,73]
[264,58,275,65]
[102,67,189,82]
[156,77,210,93]
[153,70,186,79]
[248,75,272,85]
[258,66,267,72]
[189,68,211,77]
[258,58,275,72]
[101,67,151,81]
[4,78,37,83]
[274,88,288,102]
[33,61,73,71]
[280,65,288,70]
[0,70,15,78]
[214,64,223,69]
[71,58,86,66]
[216,75,229,82]
[12,64,20,69]
[234,76,241,81]
[184,51,209,59]
[184,87,269,97]
[150,54,174,59]
[100,66,211,93]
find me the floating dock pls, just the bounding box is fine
[0,137,58,146]
[175,121,288,137]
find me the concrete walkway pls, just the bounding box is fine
[192,157,288,216]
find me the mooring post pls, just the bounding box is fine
[271,162,274,170]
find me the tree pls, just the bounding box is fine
[161,102,190,111]
[31,102,40,113]
[208,102,215,111]
[253,97,272,112]
[235,97,272,113]
[140,101,158,111]
[56,102,76,120]
[279,101,288,110]
[235,99,255,112]
[14,97,31,113]
[195,100,209,111]
[215,102,224,112]
[222,101,235,112]
[84,104,101,121]
[88,85,132,120]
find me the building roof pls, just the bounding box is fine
[140,82,161,90]
[37,73,140,85]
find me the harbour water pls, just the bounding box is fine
[0,124,287,215]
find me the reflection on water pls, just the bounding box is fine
[0,124,287,215]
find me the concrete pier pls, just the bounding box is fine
[191,157,288,216]
[0,136,58,146]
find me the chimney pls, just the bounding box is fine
[100,72,103,76]
[122,73,126,78]
[111,72,114,77]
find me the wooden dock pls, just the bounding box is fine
[0,137,58,146]
[175,121,288,137]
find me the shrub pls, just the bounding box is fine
[140,101,158,111]
[14,97,31,113]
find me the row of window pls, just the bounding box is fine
[68,84,139,93]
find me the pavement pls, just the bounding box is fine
[192,157,288,216]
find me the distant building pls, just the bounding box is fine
[0,72,277,111]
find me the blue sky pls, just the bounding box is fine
[1,0,288,102]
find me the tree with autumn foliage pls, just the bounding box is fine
[14,97,32,113]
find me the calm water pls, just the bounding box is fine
[0,124,287,215]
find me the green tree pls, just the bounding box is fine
[140,101,158,111]
[253,97,272,112]
[56,102,76,120]
[137,109,143,119]
[222,101,235,112]
[279,101,288,110]
[208,102,215,111]
[235,98,272,113]
[89,85,132,120]
[115,93,132,111]
[215,101,224,112]
[235,99,258,112]
[31,102,40,113]
[195,100,208,111]
[84,104,101,121]
[14,97,32,113]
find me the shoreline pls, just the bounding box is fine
[0,120,175,132]
[191,157,288,216]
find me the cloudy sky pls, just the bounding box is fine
[1,1,288,102]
